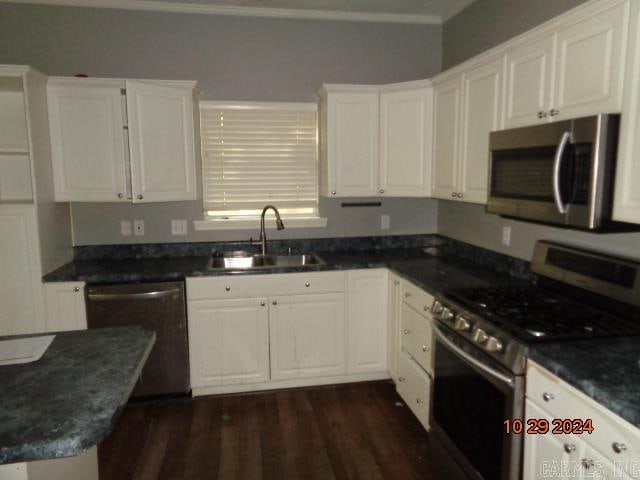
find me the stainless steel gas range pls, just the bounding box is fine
[429,240,640,480]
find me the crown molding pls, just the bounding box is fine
[1,0,443,24]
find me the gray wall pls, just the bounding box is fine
[442,0,589,69]
[0,3,442,245]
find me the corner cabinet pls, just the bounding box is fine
[432,54,504,204]
[319,82,433,198]
[44,281,87,332]
[47,77,198,203]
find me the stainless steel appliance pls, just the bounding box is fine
[430,241,640,480]
[487,114,636,231]
[86,281,190,397]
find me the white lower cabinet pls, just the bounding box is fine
[397,351,431,431]
[387,271,402,382]
[346,269,388,374]
[269,293,345,380]
[187,298,270,388]
[44,282,87,332]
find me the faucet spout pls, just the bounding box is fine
[250,205,285,256]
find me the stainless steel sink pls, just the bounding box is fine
[207,252,325,270]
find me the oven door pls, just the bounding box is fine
[487,115,610,229]
[431,323,524,480]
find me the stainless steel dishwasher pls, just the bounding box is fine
[85,281,190,398]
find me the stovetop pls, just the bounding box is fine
[444,286,640,343]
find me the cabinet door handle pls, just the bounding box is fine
[225,286,231,292]
[457,193,463,199]
[538,111,548,119]
[73,287,80,292]
[137,194,143,200]
[581,459,594,470]
[612,442,627,454]
[404,292,411,298]
[272,300,277,305]
[331,191,336,195]
[423,305,429,312]
[304,282,310,287]
[260,301,266,307]
[549,109,559,117]
[379,188,385,194]
[398,376,405,382]
[403,329,411,335]
[451,192,457,198]
[421,345,429,352]
[564,443,576,454]
[542,392,554,402]
[117,193,123,199]
[416,398,424,405]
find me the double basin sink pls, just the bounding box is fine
[207,252,325,271]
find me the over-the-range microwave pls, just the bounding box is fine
[487,114,637,232]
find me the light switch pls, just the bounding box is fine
[120,221,132,236]
[171,219,188,235]
[381,214,390,230]
[134,220,145,236]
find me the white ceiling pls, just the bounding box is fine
[4,0,477,23]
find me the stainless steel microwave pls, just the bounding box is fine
[487,114,635,231]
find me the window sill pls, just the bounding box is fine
[193,217,328,231]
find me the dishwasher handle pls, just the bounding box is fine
[87,289,180,301]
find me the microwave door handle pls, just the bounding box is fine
[553,132,572,214]
[433,323,514,388]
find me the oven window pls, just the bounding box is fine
[433,338,507,480]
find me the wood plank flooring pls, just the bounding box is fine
[99,381,458,480]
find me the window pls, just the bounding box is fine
[197,101,325,229]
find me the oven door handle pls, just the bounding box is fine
[433,324,514,388]
[552,131,572,215]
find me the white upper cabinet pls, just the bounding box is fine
[458,56,505,204]
[615,0,640,223]
[48,77,197,203]
[48,84,128,202]
[505,0,629,128]
[505,34,555,128]
[126,81,197,203]
[319,87,379,197]
[431,76,462,200]
[379,85,433,196]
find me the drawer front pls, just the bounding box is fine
[527,361,640,474]
[400,279,434,316]
[400,302,433,374]
[186,271,346,300]
[397,351,431,431]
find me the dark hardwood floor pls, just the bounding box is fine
[99,381,458,480]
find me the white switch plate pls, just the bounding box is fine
[171,219,188,235]
[381,214,390,230]
[501,226,511,246]
[120,220,132,236]
[134,220,145,236]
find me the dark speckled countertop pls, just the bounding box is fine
[529,338,640,428]
[0,327,155,464]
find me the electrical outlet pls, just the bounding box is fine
[134,220,145,236]
[171,219,188,235]
[120,220,132,236]
[501,226,511,246]
[381,214,390,230]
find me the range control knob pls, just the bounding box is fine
[431,300,443,315]
[473,328,488,344]
[440,307,454,322]
[454,315,472,332]
[485,336,504,353]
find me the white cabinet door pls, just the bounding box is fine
[0,205,45,335]
[379,87,432,196]
[459,56,505,204]
[552,1,628,121]
[346,269,387,374]
[326,92,379,197]
[44,282,87,332]
[396,351,431,431]
[269,293,345,380]
[614,0,640,224]
[125,81,197,203]
[387,272,401,382]
[431,76,462,200]
[523,400,584,480]
[505,35,555,128]
[47,85,128,202]
[187,298,270,388]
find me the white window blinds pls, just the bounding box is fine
[200,102,318,214]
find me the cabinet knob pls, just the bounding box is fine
[305,281,310,287]
[581,459,594,470]
[117,193,123,199]
[612,442,627,454]
[421,344,429,352]
[542,392,554,402]
[403,329,411,335]
[398,376,405,382]
[260,301,266,306]
[379,189,385,194]
[538,111,548,119]
[137,194,143,200]
[73,287,80,292]
[225,286,231,292]
[416,398,424,405]
[457,193,463,199]
[564,443,576,454]
[549,109,559,117]
[272,300,277,305]
[394,280,400,286]
[423,305,429,312]
[331,191,336,195]
[404,292,411,298]
[451,192,457,198]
